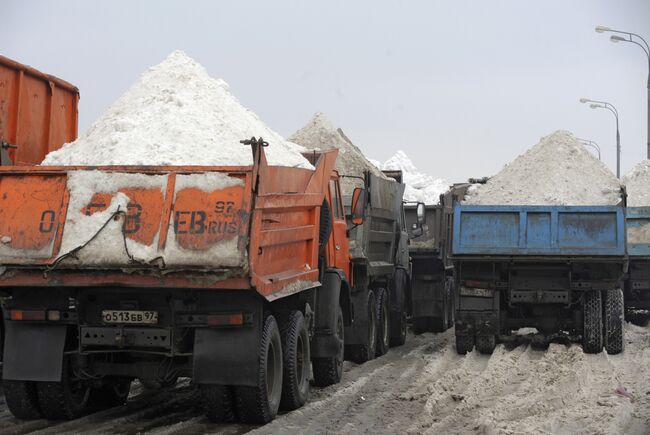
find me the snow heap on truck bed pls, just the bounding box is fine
[42,51,311,168]
[289,112,389,195]
[623,160,650,206]
[463,130,622,205]
[381,150,449,205]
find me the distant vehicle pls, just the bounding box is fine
[451,201,627,355]
[403,184,471,334]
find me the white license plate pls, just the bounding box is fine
[102,310,158,324]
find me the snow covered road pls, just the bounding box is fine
[0,325,648,434]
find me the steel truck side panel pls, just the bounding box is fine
[0,55,79,165]
[626,207,650,257]
[347,172,406,275]
[452,204,625,256]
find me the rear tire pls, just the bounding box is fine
[389,270,408,347]
[476,335,496,354]
[603,288,624,355]
[375,288,390,357]
[312,306,344,387]
[200,385,235,423]
[87,377,131,408]
[279,311,310,411]
[583,291,603,354]
[455,334,475,355]
[36,357,90,420]
[234,314,283,424]
[346,290,376,363]
[3,380,42,419]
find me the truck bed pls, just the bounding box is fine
[452,204,625,257]
[0,149,338,299]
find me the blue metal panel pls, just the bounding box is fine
[452,203,625,256]
[626,207,650,257]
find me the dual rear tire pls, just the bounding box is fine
[202,311,314,424]
[582,289,624,355]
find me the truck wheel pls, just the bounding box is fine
[312,306,344,387]
[36,357,90,420]
[346,290,377,363]
[582,291,603,354]
[88,377,131,408]
[604,288,624,355]
[200,385,235,422]
[234,314,283,424]
[476,335,496,354]
[3,380,43,419]
[279,311,310,411]
[375,288,390,357]
[455,334,475,355]
[389,270,408,347]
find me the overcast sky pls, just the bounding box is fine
[3,1,649,182]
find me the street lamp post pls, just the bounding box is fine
[596,26,650,159]
[577,138,601,160]
[579,98,621,178]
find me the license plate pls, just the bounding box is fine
[102,310,158,324]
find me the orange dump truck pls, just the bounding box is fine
[0,140,357,423]
[0,54,79,165]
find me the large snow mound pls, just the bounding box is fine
[289,113,388,195]
[623,160,650,207]
[381,150,449,205]
[463,130,622,205]
[42,51,311,168]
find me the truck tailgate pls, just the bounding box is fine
[452,204,625,256]
[0,166,251,271]
[627,207,650,256]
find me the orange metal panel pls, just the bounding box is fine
[0,54,79,165]
[173,185,245,250]
[82,188,165,246]
[0,174,66,252]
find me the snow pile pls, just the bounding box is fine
[381,150,449,204]
[623,160,650,206]
[42,51,311,168]
[289,113,388,195]
[463,130,622,205]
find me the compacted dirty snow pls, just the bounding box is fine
[464,130,622,205]
[42,51,310,169]
[381,150,449,204]
[1,325,648,434]
[289,112,388,195]
[624,160,650,207]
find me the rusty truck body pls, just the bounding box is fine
[0,141,357,423]
[0,54,79,166]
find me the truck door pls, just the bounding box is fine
[328,179,350,279]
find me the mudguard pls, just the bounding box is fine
[3,323,66,381]
[312,268,351,358]
[193,324,260,386]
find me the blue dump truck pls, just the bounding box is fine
[451,204,627,355]
[625,207,650,321]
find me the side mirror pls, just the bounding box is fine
[416,202,426,224]
[351,187,367,225]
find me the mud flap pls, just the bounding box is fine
[312,269,348,358]
[3,323,66,381]
[193,325,260,387]
[344,290,373,345]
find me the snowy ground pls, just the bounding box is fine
[1,325,648,435]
